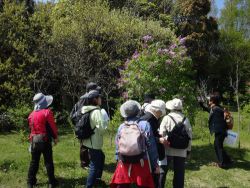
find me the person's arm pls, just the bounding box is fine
[159,116,171,147]
[159,116,167,137]
[92,109,106,134]
[199,101,210,113]
[145,122,159,173]
[46,110,58,144]
[115,125,123,161]
[184,118,192,152]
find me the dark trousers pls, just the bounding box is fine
[153,173,159,188]
[86,148,105,188]
[27,142,56,185]
[159,156,185,188]
[214,133,231,166]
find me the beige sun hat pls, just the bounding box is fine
[148,100,166,116]
[165,98,183,110]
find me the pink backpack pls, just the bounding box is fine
[118,121,146,163]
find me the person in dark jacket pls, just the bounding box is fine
[140,99,166,188]
[27,93,58,188]
[199,95,232,168]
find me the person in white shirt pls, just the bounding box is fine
[158,98,192,188]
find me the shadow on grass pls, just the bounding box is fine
[185,144,250,171]
[36,177,86,188]
[57,161,79,169]
[57,176,110,187]
[105,162,116,173]
[57,177,86,188]
[0,159,18,172]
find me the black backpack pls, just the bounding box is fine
[167,115,190,149]
[74,108,98,140]
[70,98,87,125]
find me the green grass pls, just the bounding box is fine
[0,119,250,188]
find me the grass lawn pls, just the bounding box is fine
[0,118,250,188]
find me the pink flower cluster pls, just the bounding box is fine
[142,35,153,43]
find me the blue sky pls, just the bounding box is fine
[216,0,225,11]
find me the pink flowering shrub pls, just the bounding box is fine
[118,35,196,113]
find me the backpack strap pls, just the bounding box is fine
[79,108,99,145]
[87,108,99,148]
[167,115,186,136]
[182,117,186,124]
[168,115,186,126]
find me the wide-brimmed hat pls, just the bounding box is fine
[120,100,141,118]
[86,82,101,92]
[33,93,53,110]
[149,99,166,116]
[165,98,183,110]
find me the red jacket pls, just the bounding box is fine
[28,109,58,141]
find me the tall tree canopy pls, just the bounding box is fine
[220,0,250,39]
[173,0,219,81]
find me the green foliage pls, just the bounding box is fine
[39,0,175,105]
[241,104,250,132]
[120,35,197,121]
[0,112,13,132]
[220,0,250,39]
[217,30,250,94]
[114,0,176,31]
[7,102,32,131]
[193,111,210,141]
[0,1,50,112]
[109,107,123,134]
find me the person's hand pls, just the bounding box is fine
[54,138,58,145]
[159,137,170,147]
[154,165,160,174]
[186,151,191,160]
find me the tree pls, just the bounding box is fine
[108,0,176,30]
[0,0,34,14]
[33,0,174,111]
[0,1,39,111]
[208,0,218,18]
[120,35,197,121]
[219,30,250,148]
[220,0,250,39]
[173,0,220,82]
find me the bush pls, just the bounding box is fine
[241,103,250,130]
[119,35,197,122]
[7,103,32,131]
[0,112,13,132]
[39,0,175,102]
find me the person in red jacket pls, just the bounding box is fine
[27,93,58,188]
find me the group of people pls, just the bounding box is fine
[26,82,232,188]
